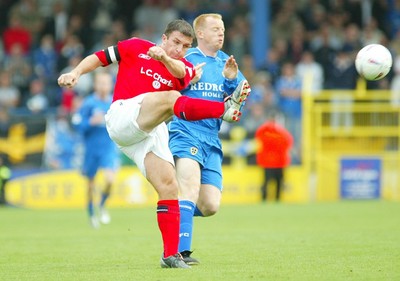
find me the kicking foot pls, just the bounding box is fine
[222,80,251,122]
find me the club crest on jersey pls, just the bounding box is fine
[152,81,161,89]
[190,147,198,155]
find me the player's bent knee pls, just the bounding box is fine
[167,90,182,104]
[201,204,220,217]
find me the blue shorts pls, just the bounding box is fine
[82,146,117,179]
[169,126,223,190]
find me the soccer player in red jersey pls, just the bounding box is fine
[57,19,249,269]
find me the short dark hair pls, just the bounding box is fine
[164,19,195,39]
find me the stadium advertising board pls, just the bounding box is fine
[340,158,381,199]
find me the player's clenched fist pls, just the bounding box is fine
[58,72,79,88]
[148,46,166,61]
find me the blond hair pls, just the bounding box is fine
[193,13,222,32]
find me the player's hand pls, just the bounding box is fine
[58,72,79,88]
[190,62,206,85]
[148,46,166,61]
[223,55,238,80]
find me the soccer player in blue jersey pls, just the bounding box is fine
[72,71,119,229]
[168,13,251,264]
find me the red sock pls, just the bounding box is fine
[157,200,180,258]
[173,96,224,120]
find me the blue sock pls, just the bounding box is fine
[100,192,109,208]
[178,200,195,252]
[193,206,204,217]
[88,201,94,217]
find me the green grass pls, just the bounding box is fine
[1,201,399,281]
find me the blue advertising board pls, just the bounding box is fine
[340,158,381,199]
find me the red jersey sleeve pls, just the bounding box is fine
[177,58,195,89]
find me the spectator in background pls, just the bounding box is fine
[8,0,44,46]
[255,110,293,202]
[109,18,129,43]
[133,0,161,34]
[225,15,250,65]
[270,2,301,43]
[295,50,324,95]
[32,34,59,85]
[243,103,267,138]
[0,70,21,109]
[387,0,400,39]
[2,15,32,55]
[299,0,326,39]
[311,23,339,85]
[242,71,276,137]
[2,42,32,95]
[25,78,49,114]
[32,34,59,106]
[325,46,358,131]
[71,71,119,229]
[58,33,85,72]
[361,17,386,46]
[90,0,115,44]
[64,14,92,51]
[41,0,68,46]
[286,22,309,64]
[260,47,282,84]
[341,23,362,53]
[275,61,302,164]
[325,46,357,89]
[178,0,202,25]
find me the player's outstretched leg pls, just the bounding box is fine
[222,79,251,122]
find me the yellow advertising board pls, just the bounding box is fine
[5,166,310,209]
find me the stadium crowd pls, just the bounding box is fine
[1,0,400,167]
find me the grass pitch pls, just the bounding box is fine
[1,201,399,281]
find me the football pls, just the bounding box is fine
[355,44,392,81]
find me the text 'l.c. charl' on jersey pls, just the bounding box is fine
[168,47,246,134]
[94,37,196,102]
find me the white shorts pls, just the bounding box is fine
[105,94,174,177]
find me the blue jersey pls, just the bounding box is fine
[72,94,118,178]
[169,47,246,134]
[168,47,247,189]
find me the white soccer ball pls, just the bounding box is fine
[355,44,392,81]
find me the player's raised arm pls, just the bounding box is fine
[57,54,103,88]
[148,45,186,78]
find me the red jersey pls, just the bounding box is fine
[94,37,195,102]
[255,121,293,168]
